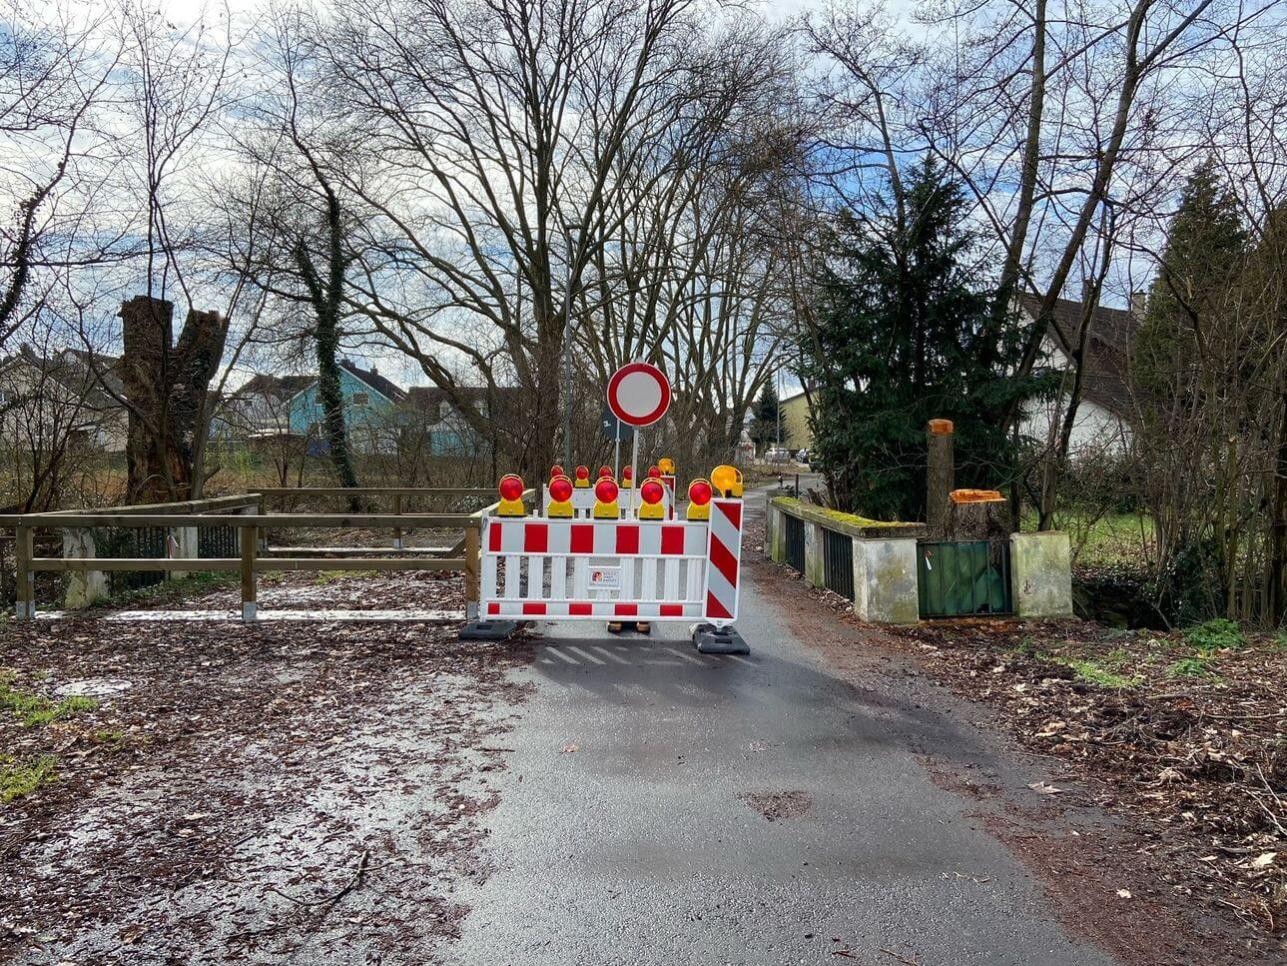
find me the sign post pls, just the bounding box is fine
[606,362,671,519]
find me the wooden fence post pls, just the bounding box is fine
[240,524,257,622]
[14,525,33,620]
[464,520,480,620]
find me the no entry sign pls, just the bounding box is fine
[606,362,671,428]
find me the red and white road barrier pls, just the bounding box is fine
[479,498,743,625]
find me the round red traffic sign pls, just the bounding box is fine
[606,362,671,428]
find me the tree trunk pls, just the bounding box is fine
[121,296,228,504]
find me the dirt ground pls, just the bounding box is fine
[745,513,1287,965]
[0,572,532,964]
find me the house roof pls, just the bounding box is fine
[0,345,125,408]
[234,373,316,401]
[340,359,406,402]
[1018,294,1139,419]
[406,385,521,412]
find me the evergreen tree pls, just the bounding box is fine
[799,157,1038,520]
[750,381,781,450]
[1135,161,1246,397]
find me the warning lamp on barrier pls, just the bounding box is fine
[647,465,661,479]
[498,474,527,516]
[550,464,565,480]
[598,465,613,479]
[547,475,574,517]
[621,465,634,488]
[593,477,620,519]
[638,479,666,520]
[573,465,591,488]
[658,457,676,475]
[687,478,712,521]
[710,464,744,498]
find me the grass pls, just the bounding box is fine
[92,570,235,611]
[1058,656,1142,690]
[1027,509,1156,567]
[0,754,57,803]
[0,672,98,727]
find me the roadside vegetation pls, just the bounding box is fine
[881,616,1287,936]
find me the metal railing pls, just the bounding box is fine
[822,527,855,601]
[784,514,806,573]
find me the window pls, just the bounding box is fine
[352,392,369,406]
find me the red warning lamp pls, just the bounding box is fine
[499,474,525,502]
[622,465,633,480]
[598,465,613,479]
[640,480,665,505]
[647,465,661,479]
[549,476,573,502]
[550,464,565,480]
[688,479,712,506]
[575,465,590,481]
[595,478,619,504]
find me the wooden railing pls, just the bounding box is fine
[1,487,533,621]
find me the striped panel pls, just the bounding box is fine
[493,520,705,557]
[486,600,704,619]
[703,498,743,623]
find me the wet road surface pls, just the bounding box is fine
[454,494,1114,966]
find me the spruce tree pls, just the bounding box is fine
[751,381,781,451]
[799,157,1038,521]
[1135,161,1246,397]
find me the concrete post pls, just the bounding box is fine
[803,520,824,587]
[1010,531,1073,618]
[167,526,198,581]
[852,536,920,624]
[63,528,108,609]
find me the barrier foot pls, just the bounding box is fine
[460,620,519,641]
[692,623,749,655]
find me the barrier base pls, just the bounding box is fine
[692,623,749,655]
[460,620,520,641]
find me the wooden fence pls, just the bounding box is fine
[1,487,531,621]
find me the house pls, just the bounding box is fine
[1016,294,1139,456]
[0,346,128,452]
[273,360,404,455]
[404,386,520,456]
[778,389,813,452]
[224,373,316,439]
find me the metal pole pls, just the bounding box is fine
[614,417,621,479]
[561,225,576,469]
[629,431,639,517]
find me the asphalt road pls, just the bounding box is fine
[454,492,1114,966]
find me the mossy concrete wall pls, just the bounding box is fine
[1010,531,1073,618]
[853,538,920,624]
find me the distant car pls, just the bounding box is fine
[764,447,791,463]
[796,448,809,464]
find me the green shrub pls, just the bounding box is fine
[1182,618,1247,654]
[1168,656,1214,678]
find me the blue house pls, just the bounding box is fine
[287,360,407,454]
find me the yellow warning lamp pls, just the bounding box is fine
[573,465,591,488]
[621,465,634,489]
[638,479,666,520]
[593,477,621,519]
[497,474,527,516]
[547,475,574,518]
[710,464,743,498]
[686,479,712,521]
[658,457,676,475]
